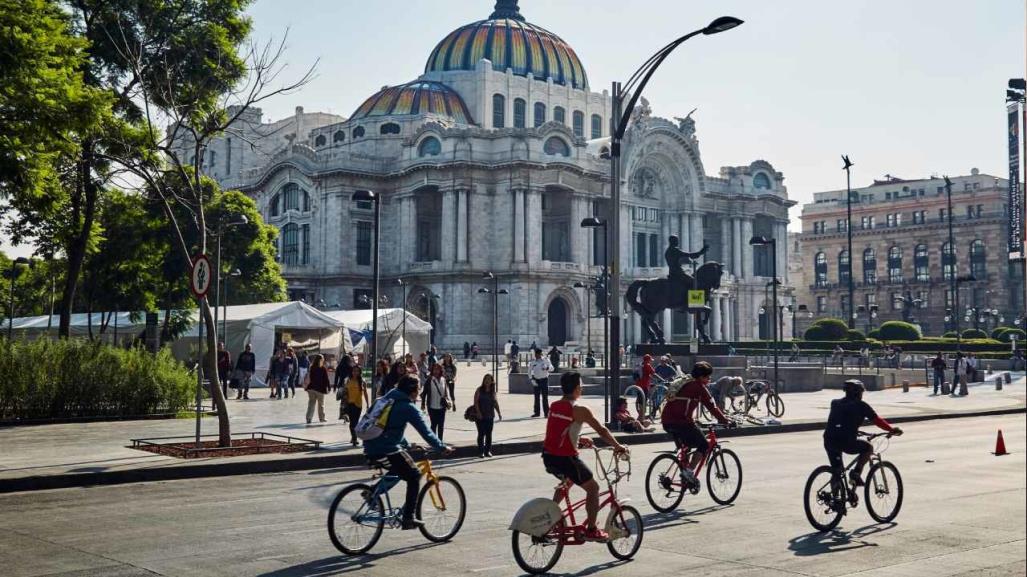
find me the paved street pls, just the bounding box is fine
[0,415,1022,577]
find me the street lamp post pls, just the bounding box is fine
[223,268,241,342]
[479,272,508,381]
[580,216,612,423]
[842,155,856,328]
[1008,79,1026,335]
[954,274,977,352]
[396,279,407,357]
[607,16,743,419]
[751,236,779,392]
[5,257,31,340]
[213,216,248,344]
[353,190,380,375]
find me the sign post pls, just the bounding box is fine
[1007,104,1023,260]
[190,254,212,448]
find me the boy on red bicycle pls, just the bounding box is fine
[542,372,628,542]
[661,362,733,485]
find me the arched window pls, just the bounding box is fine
[492,93,505,128]
[281,223,299,266]
[591,114,602,139]
[533,102,546,128]
[970,239,986,278]
[269,194,280,218]
[302,190,311,212]
[380,123,400,135]
[814,252,828,287]
[553,106,566,125]
[887,246,903,283]
[942,241,955,280]
[513,98,526,128]
[417,136,441,157]
[543,137,570,157]
[572,111,584,138]
[333,130,345,143]
[282,183,300,212]
[862,248,877,284]
[353,126,365,138]
[753,173,772,190]
[314,134,326,147]
[838,250,850,284]
[914,244,929,282]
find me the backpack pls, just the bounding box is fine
[355,396,396,441]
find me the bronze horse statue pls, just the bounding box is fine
[625,261,724,344]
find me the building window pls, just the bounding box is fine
[649,234,660,267]
[840,294,850,317]
[862,248,877,284]
[814,252,828,287]
[380,122,400,135]
[269,194,280,218]
[836,219,847,232]
[912,210,925,224]
[887,246,902,283]
[553,106,566,125]
[301,224,310,265]
[635,232,646,268]
[282,183,300,212]
[302,190,310,212]
[353,289,372,310]
[417,136,442,157]
[917,291,928,308]
[314,134,327,147]
[356,221,372,266]
[492,94,505,128]
[753,172,772,190]
[914,244,929,281]
[865,293,876,308]
[816,296,826,313]
[591,114,602,139]
[333,130,346,143]
[838,250,851,284]
[945,289,954,308]
[572,111,584,138]
[942,242,955,280]
[533,102,546,127]
[970,239,986,278]
[939,208,947,221]
[861,216,876,230]
[891,291,902,311]
[543,137,570,157]
[513,98,526,128]
[886,213,897,227]
[353,126,365,138]
[281,223,299,266]
[813,221,825,234]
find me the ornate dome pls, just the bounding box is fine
[425,0,588,91]
[350,80,475,125]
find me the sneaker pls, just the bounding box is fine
[583,526,609,542]
[680,468,699,486]
[849,471,865,487]
[401,518,424,531]
[485,451,493,458]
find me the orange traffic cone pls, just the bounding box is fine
[994,430,1008,456]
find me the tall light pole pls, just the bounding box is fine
[5,257,31,340]
[751,236,779,392]
[396,278,407,357]
[353,190,380,377]
[608,16,743,414]
[478,272,508,381]
[223,268,241,341]
[943,176,960,350]
[842,155,856,328]
[1008,79,1026,334]
[581,216,611,422]
[213,215,248,345]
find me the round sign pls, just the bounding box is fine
[190,254,212,298]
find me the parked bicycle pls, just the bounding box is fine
[328,447,466,555]
[510,446,643,575]
[803,431,903,532]
[645,423,743,512]
[623,379,668,421]
[712,379,784,419]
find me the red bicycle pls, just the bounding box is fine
[645,424,742,512]
[509,446,644,575]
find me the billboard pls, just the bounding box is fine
[1008,104,1023,260]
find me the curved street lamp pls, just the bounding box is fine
[353,190,381,377]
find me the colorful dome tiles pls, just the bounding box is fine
[350,81,474,125]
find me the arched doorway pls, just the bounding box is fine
[547,298,568,346]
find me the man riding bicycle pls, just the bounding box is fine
[661,362,733,485]
[542,371,628,542]
[364,375,454,530]
[825,380,903,487]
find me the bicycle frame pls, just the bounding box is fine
[355,456,446,526]
[824,432,891,508]
[547,448,632,545]
[674,427,721,477]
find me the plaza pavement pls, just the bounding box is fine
[0,362,1023,490]
[0,415,1022,576]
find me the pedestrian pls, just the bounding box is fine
[216,342,232,398]
[548,345,561,371]
[473,373,502,458]
[442,353,458,411]
[965,353,976,388]
[504,339,512,364]
[953,352,967,396]
[268,350,282,399]
[529,348,553,417]
[303,354,330,424]
[333,351,354,393]
[510,340,521,372]
[340,364,369,445]
[417,352,431,384]
[370,358,389,397]
[463,341,471,359]
[471,342,479,359]
[968,353,978,383]
[296,349,310,392]
[530,340,539,354]
[284,348,299,397]
[428,345,438,366]
[379,360,406,397]
[613,396,653,433]
[789,342,800,362]
[422,363,450,440]
[711,375,743,412]
[403,353,417,376]
[930,352,946,395]
[234,343,256,400]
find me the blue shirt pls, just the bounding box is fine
[363,389,445,457]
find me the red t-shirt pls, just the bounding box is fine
[638,363,655,392]
[662,380,727,426]
[543,399,578,456]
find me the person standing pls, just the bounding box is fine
[296,350,310,393]
[421,363,450,440]
[471,342,479,359]
[953,352,967,396]
[234,343,256,400]
[403,353,417,376]
[284,348,299,398]
[341,365,369,445]
[463,341,471,359]
[379,360,406,397]
[417,352,431,384]
[930,352,947,395]
[442,353,458,411]
[473,373,502,457]
[548,346,561,371]
[428,345,439,366]
[268,351,282,399]
[216,342,232,398]
[529,348,554,417]
[504,340,512,364]
[303,354,330,424]
[510,340,521,372]
[333,351,354,394]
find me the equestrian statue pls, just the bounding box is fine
[625,235,724,344]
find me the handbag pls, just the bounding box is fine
[463,405,479,422]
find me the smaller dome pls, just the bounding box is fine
[350,80,475,125]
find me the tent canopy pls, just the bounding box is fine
[322,308,432,359]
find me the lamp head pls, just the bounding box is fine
[573,282,586,288]
[841,155,853,170]
[1009,78,1026,90]
[351,190,377,202]
[230,269,242,276]
[482,271,495,280]
[580,217,606,228]
[703,16,743,35]
[749,235,771,246]
[497,289,510,295]
[477,288,490,294]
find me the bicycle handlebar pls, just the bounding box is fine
[856,430,897,440]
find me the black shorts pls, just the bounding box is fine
[542,453,593,486]
[823,438,872,470]
[664,423,709,454]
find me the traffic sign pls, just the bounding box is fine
[687,290,706,308]
[190,254,212,298]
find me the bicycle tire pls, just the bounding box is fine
[766,392,785,418]
[328,483,385,555]
[645,453,685,513]
[865,461,903,523]
[606,504,644,560]
[699,403,711,422]
[416,476,466,542]
[511,520,565,575]
[803,466,843,532]
[706,448,743,505]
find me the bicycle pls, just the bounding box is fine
[731,380,784,418]
[803,431,903,532]
[327,448,466,555]
[645,423,743,512]
[510,446,643,575]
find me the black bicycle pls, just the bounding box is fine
[803,431,903,532]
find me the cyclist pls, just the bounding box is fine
[542,371,628,542]
[661,361,733,486]
[824,380,903,488]
[364,375,454,530]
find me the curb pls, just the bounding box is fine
[2,406,1023,494]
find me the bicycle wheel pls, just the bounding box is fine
[328,483,385,555]
[865,461,903,523]
[606,504,644,560]
[645,453,685,513]
[706,448,743,505]
[766,392,785,418]
[803,466,843,532]
[417,476,466,542]
[511,520,564,575]
[699,403,711,422]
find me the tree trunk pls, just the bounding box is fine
[200,297,230,445]
[59,143,99,338]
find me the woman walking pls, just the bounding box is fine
[473,374,502,458]
[442,353,458,412]
[340,365,369,445]
[284,348,299,398]
[421,363,450,440]
[370,359,389,398]
[403,353,417,376]
[268,351,282,399]
[379,360,406,397]
[303,354,330,424]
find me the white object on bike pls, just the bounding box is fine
[509,498,563,538]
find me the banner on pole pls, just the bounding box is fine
[1008,104,1023,260]
[687,290,706,309]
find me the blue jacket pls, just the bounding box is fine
[364,388,444,457]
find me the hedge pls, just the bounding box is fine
[878,321,921,341]
[0,338,193,421]
[997,328,1026,343]
[961,328,988,339]
[846,329,866,341]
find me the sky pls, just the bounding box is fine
[3,0,1024,258]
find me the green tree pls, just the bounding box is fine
[879,320,922,341]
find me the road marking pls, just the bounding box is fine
[472,565,510,572]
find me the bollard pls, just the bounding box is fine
[941,381,951,395]
[889,374,896,387]
[1004,372,1012,384]
[995,377,1003,391]
[902,380,909,393]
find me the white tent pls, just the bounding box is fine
[322,308,432,359]
[8,311,145,345]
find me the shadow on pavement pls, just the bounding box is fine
[255,542,445,576]
[532,558,633,577]
[788,522,896,556]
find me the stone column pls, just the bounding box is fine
[403,195,417,262]
[512,188,525,263]
[441,189,457,264]
[710,293,722,341]
[722,296,732,341]
[662,309,672,341]
[741,218,754,279]
[526,188,543,265]
[632,312,642,345]
[731,218,742,277]
[679,213,689,248]
[720,219,731,270]
[777,221,788,283]
[456,189,468,262]
[689,212,704,254]
[569,196,585,265]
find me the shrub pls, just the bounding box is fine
[867,329,881,340]
[878,321,921,341]
[803,325,826,340]
[997,328,1026,343]
[990,326,1013,340]
[846,329,865,341]
[812,318,849,341]
[961,328,987,339]
[942,331,958,338]
[0,338,193,421]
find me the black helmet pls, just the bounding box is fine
[843,379,865,398]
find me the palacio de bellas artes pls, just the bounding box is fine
[187,0,793,352]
